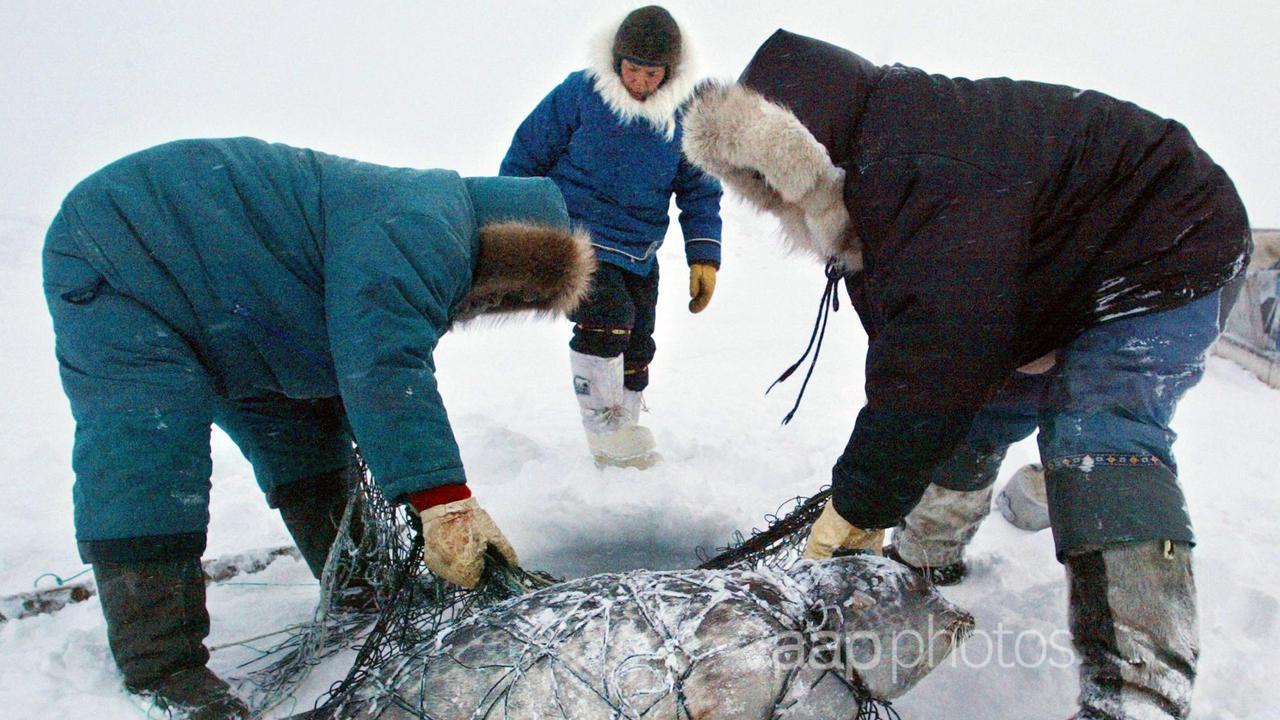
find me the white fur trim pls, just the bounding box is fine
[683,83,860,269]
[1251,229,1280,271]
[584,11,700,141]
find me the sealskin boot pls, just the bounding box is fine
[570,350,660,468]
[1067,540,1198,719]
[94,558,249,719]
[890,483,995,585]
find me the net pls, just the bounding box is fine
[232,462,896,720]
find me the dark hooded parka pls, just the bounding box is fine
[683,31,1251,530]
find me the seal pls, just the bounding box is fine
[298,555,973,719]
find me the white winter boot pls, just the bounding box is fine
[570,351,660,469]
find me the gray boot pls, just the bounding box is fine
[889,444,1005,584]
[1067,541,1198,720]
[94,559,250,719]
[891,483,994,584]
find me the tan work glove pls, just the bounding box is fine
[688,263,717,313]
[419,497,520,588]
[802,499,885,560]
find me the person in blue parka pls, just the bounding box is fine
[500,6,723,468]
[43,137,595,718]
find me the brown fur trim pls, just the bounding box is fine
[682,82,861,269]
[455,222,596,322]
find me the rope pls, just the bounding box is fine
[767,260,849,425]
[31,567,91,589]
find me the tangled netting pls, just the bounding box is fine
[230,462,899,720]
[695,488,834,572]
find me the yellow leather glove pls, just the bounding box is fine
[688,263,717,313]
[419,497,520,588]
[802,499,885,560]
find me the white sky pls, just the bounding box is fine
[3,0,1278,225]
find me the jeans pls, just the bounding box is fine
[932,289,1232,554]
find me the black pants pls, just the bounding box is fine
[569,262,659,392]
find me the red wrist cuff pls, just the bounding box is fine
[408,483,472,512]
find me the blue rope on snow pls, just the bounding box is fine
[32,567,91,589]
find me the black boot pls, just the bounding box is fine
[272,466,374,610]
[883,543,968,586]
[94,559,249,719]
[1067,540,1198,719]
[271,466,364,580]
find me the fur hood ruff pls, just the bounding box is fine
[584,12,700,141]
[681,82,860,270]
[455,222,596,323]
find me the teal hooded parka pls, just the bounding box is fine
[43,137,570,560]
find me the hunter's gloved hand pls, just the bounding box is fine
[419,498,520,588]
[688,263,717,313]
[802,499,885,560]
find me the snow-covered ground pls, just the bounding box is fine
[2,201,1278,718]
[2,2,1277,718]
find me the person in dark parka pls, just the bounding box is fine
[43,137,595,717]
[682,30,1250,720]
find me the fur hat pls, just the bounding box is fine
[612,6,681,70]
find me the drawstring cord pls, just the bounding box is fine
[767,259,846,425]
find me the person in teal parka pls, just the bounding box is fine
[42,137,595,718]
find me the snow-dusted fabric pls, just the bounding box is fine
[1040,291,1228,554]
[43,138,573,550]
[498,13,721,277]
[568,262,660,390]
[900,291,1224,558]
